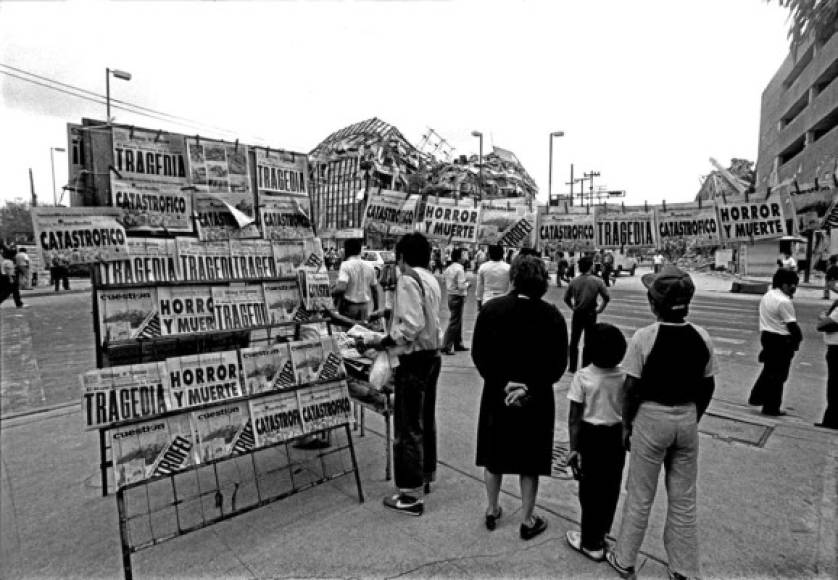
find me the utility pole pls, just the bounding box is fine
[29,168,37,207]
[583,170,600,205]
[564,164,575,206]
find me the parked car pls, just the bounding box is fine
[613,250,638,276]
[361,250,396,275]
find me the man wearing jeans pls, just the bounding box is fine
[362,233,442,516]
[564,256,609,372]
[607,265,717,580]
[442,248,470,355]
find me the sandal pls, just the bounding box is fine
[565,530,605,562]
[484,506,502,531]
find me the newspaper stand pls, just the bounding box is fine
[88,271,365,580]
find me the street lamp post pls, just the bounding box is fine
[106,67,132,123]
[548,131,564,207]
[471,130,483,200]
[50,146,66,206]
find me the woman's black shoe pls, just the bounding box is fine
[519,514,547,540]
[484,506,502,531]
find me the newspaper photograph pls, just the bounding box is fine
[239,343,296,395]
[271,240,307,275]
[290,339,324,385]
[194,191,260,240]
[111,413,195,489]
[263,279,301,324]
[192,401,254,462]
[187,138,251,193]
[298,270,334,311]
[97,287,160,344]
[260,195,314,240]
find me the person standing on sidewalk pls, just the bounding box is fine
[607,265,717,580]
[475,244,510,309]
[442,248,470,355]
[360,232,442,516]
[564,256,609,373]
[0,249,25,308]
[747,268,802,416]
[601,250,615,287]
[333,238,384,322]
[473,255,568,540]
[14,247,31,290]
[52,255,70,291]
[652,251,664,274]
[565,322,628,562]
[814,287,838,430]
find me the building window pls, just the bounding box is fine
[811,105,838,143]
[782,45,814,90]
[781,92,809,127]
[814,58,838,96]
[779,135,806,166]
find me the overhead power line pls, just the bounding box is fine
[0,63,269,144]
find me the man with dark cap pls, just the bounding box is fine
[747,268,802,416]
[606,265,716,580]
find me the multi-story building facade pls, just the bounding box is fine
[756,31,838,192]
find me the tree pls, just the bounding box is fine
[0,199,34,243]
[768,0,838,52]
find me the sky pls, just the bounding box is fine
[0,0,793,209]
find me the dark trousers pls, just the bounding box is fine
[602,265,613,287]
[822,346,838,427]
[569,309,597,372]
[749,331,796,412]
[52,266,69,291]
[0,276,23,307]
[578,422,625,550]
[340,301,369,322]
[443,294,465,350]
[393,351,441,491]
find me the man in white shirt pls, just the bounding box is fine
[361,232,442,516]
[748,268,802,416]
[652,251,664,274]
[442,248,470,354]
[780,251,797,272]
[476,245,510,309]
[333,239,383,322]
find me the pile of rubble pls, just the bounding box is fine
[422,145,538,200]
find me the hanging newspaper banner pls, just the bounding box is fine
[211,285,269,331]
[166,350,243,411]
[260,195,314,240]
[716,199,787,242]
[255,148,308,197]
[362,189,420,236]
[240,343,297,395]
[536,211,596,252]
[32,207,128,266]
[228,239,278,279]
[81,362,170,430]
[192,401,254,462]
[187,137,250,193]
[97,287,160,345]
[477,201,536,247]
[99,238,180,285]
[111,414,195,489]
[418,199,480,244]
[654,205,720,247]
[109,180,193,234]
[111,126,188,186]
[595,210,656,249]
[194,191,260,240]
[251,391,306,447]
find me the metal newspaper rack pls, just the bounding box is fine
[88,269,364,580]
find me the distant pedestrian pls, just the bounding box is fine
[567,253,576,279]
[780,251,797,272]
[476,244,510,309]
[473,246,487,273]
[564,256,609,373]
[442,248,470,355]
[607,265,717,580]
[0,249,25,308]
[473,255,568,540]
[815,286,838,430]
[52,255,70,292]
[748,269,802,416]
[565,322,627,562]
[14,248,31,290]
[652,251,664,274]
[556,252,569,286]
[602,251,615,287]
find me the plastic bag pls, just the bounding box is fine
[368,351,393,391]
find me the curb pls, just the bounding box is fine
[19,287,91,299]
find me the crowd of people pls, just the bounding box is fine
[0,242,73,308]
[331,230,837,580]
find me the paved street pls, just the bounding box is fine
[1,275,836,578]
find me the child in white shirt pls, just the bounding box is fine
[565,322,627,561]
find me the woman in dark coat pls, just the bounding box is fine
[473,255,568,540]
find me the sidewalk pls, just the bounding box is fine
[18,278,91,299]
